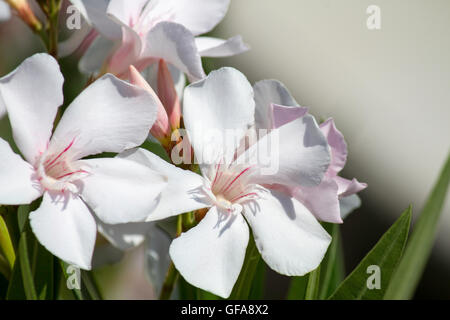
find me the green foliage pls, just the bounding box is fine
[329,206,412,300]
[385,153,450,299]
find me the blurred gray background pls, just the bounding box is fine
[0,0,449,299]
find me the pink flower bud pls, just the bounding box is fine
[157,59,181,131]
[6,0,41,32]
[129,65,171,144]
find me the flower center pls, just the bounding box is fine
[36,138,87,193]
[209,163,259,211]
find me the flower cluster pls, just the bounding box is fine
[0,0,366,299]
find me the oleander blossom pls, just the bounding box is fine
[252,80,367,223]
[115,67,333,298]
[63,0,249,81]
[0,53,168,269]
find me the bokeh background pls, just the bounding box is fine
[0,0,449,299]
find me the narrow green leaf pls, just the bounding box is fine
[81,270,102,300]
[59,261,82,300]
[305,266,321,300]
[0,254,11,279]
[329,206,412,300]
[0,214,16,271]
[287,274,309,300]
[248,258,266,299]
[318,223,343,299]
[18,232,37,300]
[385,154,450,299]
[229,233,260,299]
[32,243,54,300]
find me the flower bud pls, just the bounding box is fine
[129,65,171,146]
[157,59,181,131]
[6,0,42,32]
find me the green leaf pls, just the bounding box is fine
[329,206,412,300]
[228,233,260,299]
[304,265,321,300]
[318,223,344,299]
[59,261,83,300]
[6,231,38,300]
[385,154,450,299]
[287,274,309,300]
[248,258,266,299]
[32,243,54,300]
[0,214,16,271]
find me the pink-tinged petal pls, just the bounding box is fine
[293,178,343,224]
[145,0,230,36]
[106,0,148,28]
[70,0,122,40]
[142,62,186,103]
[157,59,181,130]
[253,79,299,130]
[143,21,205,82]
[107,25,143,77]
[340,194,362,220]
[183,67,254,169]
[58,22,95,58]
[272,104,308,129]
[335,176,368,198]
[245,114,330,188]
[320,118,348,175]
[242,190,331,276]
[118,148,212,222]
[0,138,42,205]
[170,206,249,298]
[78,35,115,75]
[79,157,167,225]
[50,74,158,159]
[0,54,64,165]
[195,36,249,58]
[0,1,11,21]
[29,191,97,270]
[129,65,170,141]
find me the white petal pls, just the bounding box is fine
[340,194,361,220]
[243,190,331,276]
[245,114,330,187]
[0,138,42,205]
[97,219,154,250]
[0,54,64,164]
[80,157,167,224]
[183,67,255,167]
[29,192,97,270]
[50,74,158,159]
[0,1,11,21]
[106,0,148,27]
[58,22,93,58]
[253,79,299,130]
[79,35,115,74]
[148,0,230,36]
[118,148,211,221]
[196,36,249,58]
[70,0,122,40]
[143,21,205,82]
[170,206,249,298]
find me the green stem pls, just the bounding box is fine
[305,265,321,300]
[159,262,179,300]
